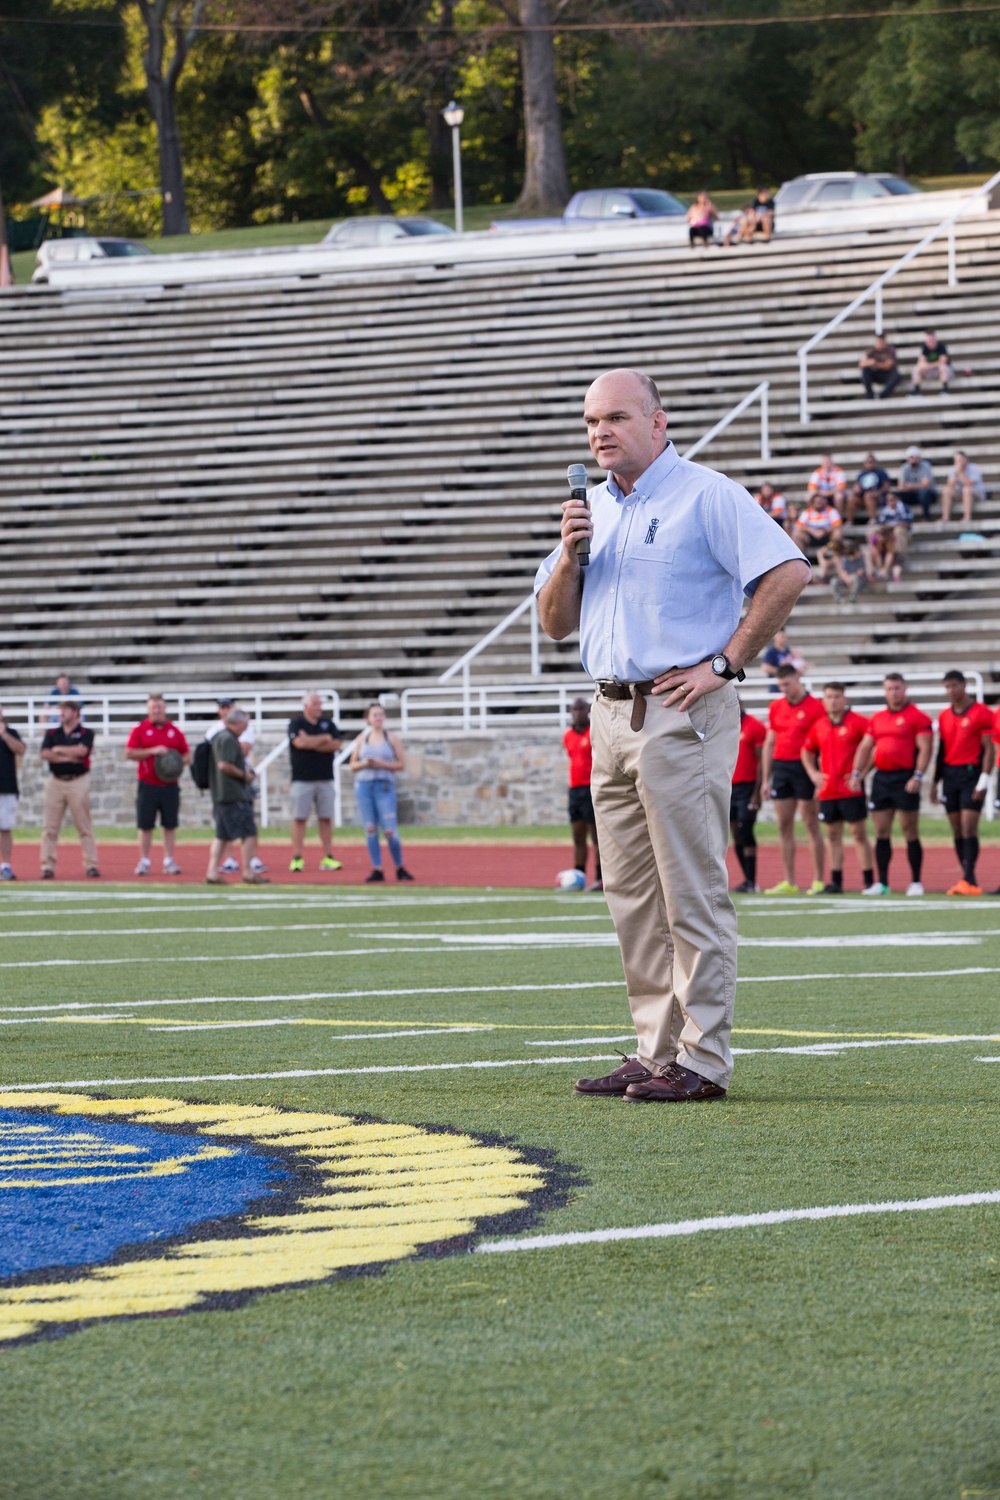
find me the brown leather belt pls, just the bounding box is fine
[596,679,655,731]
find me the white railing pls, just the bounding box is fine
[797,167,1000,424]
[257,736,357,830]
[0,687,341,740]
[683,380,770,463]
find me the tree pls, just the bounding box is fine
[513,0,569,211]
[133,0,209,234]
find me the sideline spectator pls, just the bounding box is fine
[760,627,808,689]
[205,709,269,885]
[0,702,26,881]
[847,452,893,524]
[125,693,191,877]
[792,498,842,554]
[858,334,901,400]
[761,663,827,895]
[730,703,766,892]
[206,697,264,875]
[686,191,718,248]
[349,703,414,884]
[896,445,937,519]
[40,700,99,879]
[849,673,932,895]
[752,482,790,529]
[806,454,847,507]
[40,672,82,728]
[563,697,601,891]
[801,682,874,894]
[910,330,952,395]
[287,691,343,874]
[941,450,986,526]
[869,494,913,583]
[930,669,995,895]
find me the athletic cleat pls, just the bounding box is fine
[906,881,925,897]
[162,859,182,876]
[365,868,385,883]
[0,865,15,881]
[288,856,305,873]
[250,856,268,873]
[320,856,343,871]
[806,879,826,895]
[732,879,759,893]
[135,857,151,876]
[220,857,240,873]
[395,866,415,882]
[862,882,890,896]
[947,879,981,896]
[41,869,54,880]
[764,880,799,895]
[820,883,844,895]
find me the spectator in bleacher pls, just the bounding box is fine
[910,330,952,395]
[687,192,718,248]
[40,672,82,728]
[205,709,269,885]
[868,508,909,584]
[350,703,414,883]
[805,454,847,509]
[792,498,842,555]
[896,445,938,519]
[941,450,986,526]
[0,702,26,881]
[760,627,808,688]
[751,187,776,240]
[125,693,191,876]
[858,335,901,400]
[815,532,844,585]
[830,538,871,602]
[846,453,893,524]
[206,697,264,874]
[39,700,99,880]
[287,692,343,874]
[752,481,790,529]
[723,205,755,248]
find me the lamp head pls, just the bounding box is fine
[442,100,464,128]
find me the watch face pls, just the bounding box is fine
[712,655,728,674]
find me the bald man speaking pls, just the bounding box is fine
[536,369,809,1102]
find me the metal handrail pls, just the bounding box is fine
[0,686,341,740]
[797,168,1000,423]
[683,380,770,463]
[257,731,359,830]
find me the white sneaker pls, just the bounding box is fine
[135,857,151,876]
[220,857,239,873]
[162,859,182,875]
[862,882,889,896]
[250,856,268,873]
[906,881,925,896]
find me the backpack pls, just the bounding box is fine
[190,738,212,791]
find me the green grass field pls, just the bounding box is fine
[2,885,999,1498]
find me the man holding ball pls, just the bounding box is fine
[536,368,809,1102]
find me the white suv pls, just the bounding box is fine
[775,172,921,211]
[32,237,153,283]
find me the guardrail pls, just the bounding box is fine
[0,687,341,740]
[256,737,357,830]
[797,167,1000,424]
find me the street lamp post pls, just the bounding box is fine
[442,100,464,234]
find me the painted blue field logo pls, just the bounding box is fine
[0,1092,567,1345]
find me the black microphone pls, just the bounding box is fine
[566,462,590,566]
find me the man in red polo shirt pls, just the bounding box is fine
[761,663,826,894]
[730,703,766,892]
[850,673,933,895]
[125,693,191,876]
[930,670,995,895]
[802,682,873,894]
[563,697,601,890]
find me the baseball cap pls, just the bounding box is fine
[905,445,921,458]
[216,695,234,706]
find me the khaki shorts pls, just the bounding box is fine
[291,780,335,820]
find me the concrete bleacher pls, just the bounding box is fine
[1,213,999,699]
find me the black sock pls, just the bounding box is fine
[876,838,892,886]
[594,863,602,882]
[907,839,923,882]
[733,841,750,879]
[863,867,874,890]
[964,836,979,883]
[831,868,843,889]
[744,851,757,883]
[575,861,586,873]
[954,835,966,874]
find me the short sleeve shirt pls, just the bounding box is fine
[898,460,934,489]
[288,714,341,782]
[733,713,766,783]
[0,726,24,796]
[863,345,897,368]
[41,724,94,779]
[126,719,190,786]
[210,729,249,804]
[807,466,846,496]
[768,693,825,761]
[563,725,593,788]
[868,703,933,772]
[948,461,983,489]
[797,505,842,533]
[938,702,994,766]
[803,710,870,799]
[856,466,891,492]
[921,341,948,362]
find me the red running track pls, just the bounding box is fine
[8,840,998,892]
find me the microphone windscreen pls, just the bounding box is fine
[566,463,589,489]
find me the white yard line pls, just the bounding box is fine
[0,914,616,941]
[377,931,991,949]
[147,1023,492,1037]
[529,1033,1000,1054]
[475,1190,1000,1255]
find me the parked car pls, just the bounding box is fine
[32,236,153,282]
[490,187,688,233]
[775,172,921,210]
[323,216,454,248]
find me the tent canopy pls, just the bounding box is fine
[29,188,87,209]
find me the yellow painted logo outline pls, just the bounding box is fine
[0,1092,573,1346]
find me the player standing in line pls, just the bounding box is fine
[849,673,933,895]
[730,702,766,892]
[761,663,826,894]
[564,697,602,891]
[801,683,874,894]
[930,670,995,896]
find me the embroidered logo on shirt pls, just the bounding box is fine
[643,518,660,545]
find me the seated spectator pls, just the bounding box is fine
[941,449,986,526]
[761,628,810,689]
[896,445,938,519]
[847,452,893,524]
[751,186,775,240]
[723,205,755,247]
[858,334,901,400]
[815,533,845,584]
[910,329,952,395]
[687,191,718,248]
[792,499,842,554]
[753,481,790,528]
[806,454,847,510]
[873,494,912,581]
[830,538,871,602]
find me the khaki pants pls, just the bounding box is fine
[591,684,741,1088]
[41,774,98,874]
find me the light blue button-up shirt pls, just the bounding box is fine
[534,442,806,682]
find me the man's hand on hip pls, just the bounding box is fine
[652,660,727,712]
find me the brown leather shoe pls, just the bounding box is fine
[574,1053,652,1096]
[624,1062,727,1103]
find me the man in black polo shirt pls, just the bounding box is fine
[0,701,26,880]
[40,700,100,878]
[287,691,343,873]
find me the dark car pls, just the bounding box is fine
[775,172,921,211]
[322,217,454,248]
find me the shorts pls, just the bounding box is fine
[0,794,17,832]
[770,759,815,802]
[818,795,868,825]
[568,785,596,825]
[868,768,921,813]
[730,782,757,824]
[213,799,257,842]
[689,224,713,243]
[291,779,335,821]
[136,780,180,831]
[942,764,983,815]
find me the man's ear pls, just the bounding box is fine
[653,408,668,437]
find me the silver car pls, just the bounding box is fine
[775,171,921,210]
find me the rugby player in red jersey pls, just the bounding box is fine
[563,697,602,891]
[730,702,766,892]
[761,663,826,894]
[849,673,933,895]
[930,670,995,895]
[801,683,874,894]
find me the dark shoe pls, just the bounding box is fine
[395,866,415,882]
[205,875,226,885]
[733,878,758,893]
[574,1052,651,1096]
[242,873,271,884]
[820,883,844,895]
[85,868,100,879]
[624,1062,727,1103]
[41,869,54,880]
[365,868,385,883]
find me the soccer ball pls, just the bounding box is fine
[555,868,587,891]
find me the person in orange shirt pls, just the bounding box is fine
[761,663,826,894]
[801,683,873,894]
[850,673,933,894]
[563,697,601,891]
[930,670,996,895]
[730,703,766,892]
